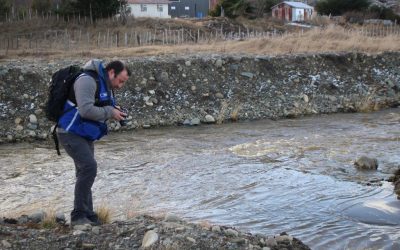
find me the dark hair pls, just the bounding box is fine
[105,61,131,76]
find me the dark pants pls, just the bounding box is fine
[58,132,97,221]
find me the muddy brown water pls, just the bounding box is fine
[1,108,400,249]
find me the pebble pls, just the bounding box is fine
[164,214,181,222]
[92,226,100,235]
[82,243,96,249]
[2,240,11,248]
[185,61,191,66]
[265,237,277,247]
[55,212,65,223]
[142,230,159,248]
[186,237,196,243]
[205,115,215,123]
[190,118,200,125]
[72,230,86,236]
[211,226,221,232]
[14,117,22,125]
[224,228,239,237]
[28,211,46,223]
[73,224,92,231]
[354,156,378,170]
[215,59,223,68]
[240,72,254,78]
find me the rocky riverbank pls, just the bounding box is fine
[0,52,400,143]
[0,214,310,250]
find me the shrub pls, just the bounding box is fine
[316,0,371,16]
[368,5,400,22]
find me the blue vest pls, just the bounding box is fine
[58,66,115,141]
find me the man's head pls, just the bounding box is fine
[105,61,131,89]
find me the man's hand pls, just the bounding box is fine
[112,108,127,121]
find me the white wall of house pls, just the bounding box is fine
[128,3,170,18]
[292,8,305,21]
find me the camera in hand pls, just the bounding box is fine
[119,107,128,127]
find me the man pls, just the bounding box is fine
[57,59,130,226]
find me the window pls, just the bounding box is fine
[171,6,176,10]
[157,4,163,12]
[185,6,189,10]
[141,4,147,12]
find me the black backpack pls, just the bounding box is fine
[45,65,83,122]
[45,65,98,155]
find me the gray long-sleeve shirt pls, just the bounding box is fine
[74,75,114,122]
[57,59,114,133]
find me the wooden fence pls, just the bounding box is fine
[1,12,399,52]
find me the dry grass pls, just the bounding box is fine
[230,104,242,122]
[95,204,113,224]
[40,209,57,229]
[1,25,398,60]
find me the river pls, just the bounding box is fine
[1,108,400,249]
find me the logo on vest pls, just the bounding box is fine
[100,93,108,98]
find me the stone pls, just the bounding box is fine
[262,247,271,250]
[164,214,181,222]
[190,118,201,125]
[143,124,151,129]
[211,226,221,232]
[148,90,155,95]
[160,72,169,82]
[27,123,38,130]
[224,228,239,237]
[355,156,378,170]
[303,94,309,103]
[275,235,293,243]
[1,240,11,248]
[55,212,66,223]
[34,109,43,115]
[186,237,196,243]
[28,130,36,137]
[82,243,96,249]
[28,211,46,223]
[15,125,23,131]
[17,215,29,224]
[191,85,196,91]
[19,75,24,81]
[215,93,224,99]
[29,114,38,124]
[204,115,215,123]
[14,117,22,125]
[72,230,85,236]
[215,59,223,68]
[265,237,277,247]
[92,226,100,234]
[240,72,254,78]
[23,94,29,99]
[6,135,13,141]
[183,119,191,125]
[150,97,158,104]
[73,224,92,231]
[142,230,159,248]
[185,61,191,66]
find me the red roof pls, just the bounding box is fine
[127,0,170,4]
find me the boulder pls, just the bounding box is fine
[354,156,378,170]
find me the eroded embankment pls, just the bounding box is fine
[0,52,399,142]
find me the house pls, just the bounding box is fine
[127,0,171,18]
[168,0,210,18]
[271,1,314,22]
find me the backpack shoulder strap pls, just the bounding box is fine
[67,70,100,104]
